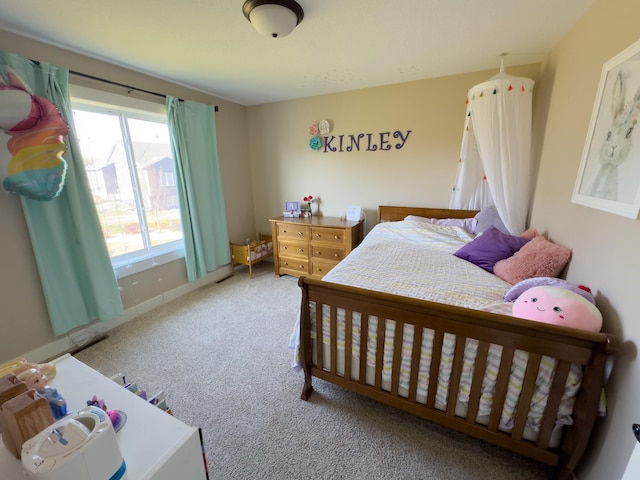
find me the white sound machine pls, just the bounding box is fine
[21,406,126,480]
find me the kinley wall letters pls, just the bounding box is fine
[322,130,412,153]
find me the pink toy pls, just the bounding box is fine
[86,395,125,432]
[512,285,603,332]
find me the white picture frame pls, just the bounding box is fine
[346,206,362,221]
[285,201,299,212]
[572,38,640,218]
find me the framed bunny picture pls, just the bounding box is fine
[572,37,640,218]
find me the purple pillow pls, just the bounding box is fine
[454,226,529,273]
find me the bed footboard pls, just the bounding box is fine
[298,276,618,480]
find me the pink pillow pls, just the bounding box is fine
[493,236,571,284]
[520,228,539,240]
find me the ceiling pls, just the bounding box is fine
[0,0,594,106]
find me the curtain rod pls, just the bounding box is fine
[69,70,219,112]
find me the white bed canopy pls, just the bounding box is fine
[449,59,535,234]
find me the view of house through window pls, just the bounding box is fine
[72,107,183,264]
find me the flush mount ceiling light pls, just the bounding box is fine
[242,0,304,38]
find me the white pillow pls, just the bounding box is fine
[404,215,477,235]
[473,206,508,235]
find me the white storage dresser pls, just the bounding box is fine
[0,354,207,479]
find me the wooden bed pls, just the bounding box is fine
[297,206,618,480]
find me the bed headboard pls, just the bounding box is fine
[377,206,479,223]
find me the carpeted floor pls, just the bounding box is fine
[74,261,549,479]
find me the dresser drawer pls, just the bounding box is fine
[311,245,345,262]
[278,223,310,241]
[311,259,339,277]
[311,227,345,246]
[279,256,309,276]
[279,240,308,258]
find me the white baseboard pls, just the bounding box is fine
[20,265,233,363]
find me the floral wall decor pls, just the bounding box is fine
[308,120,331,151]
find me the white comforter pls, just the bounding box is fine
[322,219,510,306]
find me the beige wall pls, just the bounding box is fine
[530,0,640,479]
[0,30,256,361]
[1,0,639,477]
[249,63,542,237]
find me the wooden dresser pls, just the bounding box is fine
[270,216,363,278]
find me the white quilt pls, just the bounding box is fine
[322,219,508,306]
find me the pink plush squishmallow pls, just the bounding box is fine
[512,286,603,332]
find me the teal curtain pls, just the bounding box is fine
[0,52,123,335]
[166,97,230,281]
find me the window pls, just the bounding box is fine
[71,92,184,275]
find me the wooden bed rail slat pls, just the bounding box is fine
[488,347,514,432]
[537,360,572,448]
[299,285,313,400]
[330,305,338,375]
[447,335,467,417]
[467,340,490,424]
[374,316,385,390]
[315,301,324,371]
[390,320,404,396]
[359,314,369,386]
[344,310,353,381]
[408,326,424,403]
[512,353,542,440]
[427,330,444,409]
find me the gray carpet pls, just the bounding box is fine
[74,262,549,479]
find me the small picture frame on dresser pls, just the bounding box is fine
[285,201,299,212]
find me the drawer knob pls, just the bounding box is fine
[334,235,340,239]
[334,253,339,257]
[298,231,304,235]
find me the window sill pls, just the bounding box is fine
[113,248,185,279]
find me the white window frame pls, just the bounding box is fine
[160,171,176,187]
[70,85,185,278]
